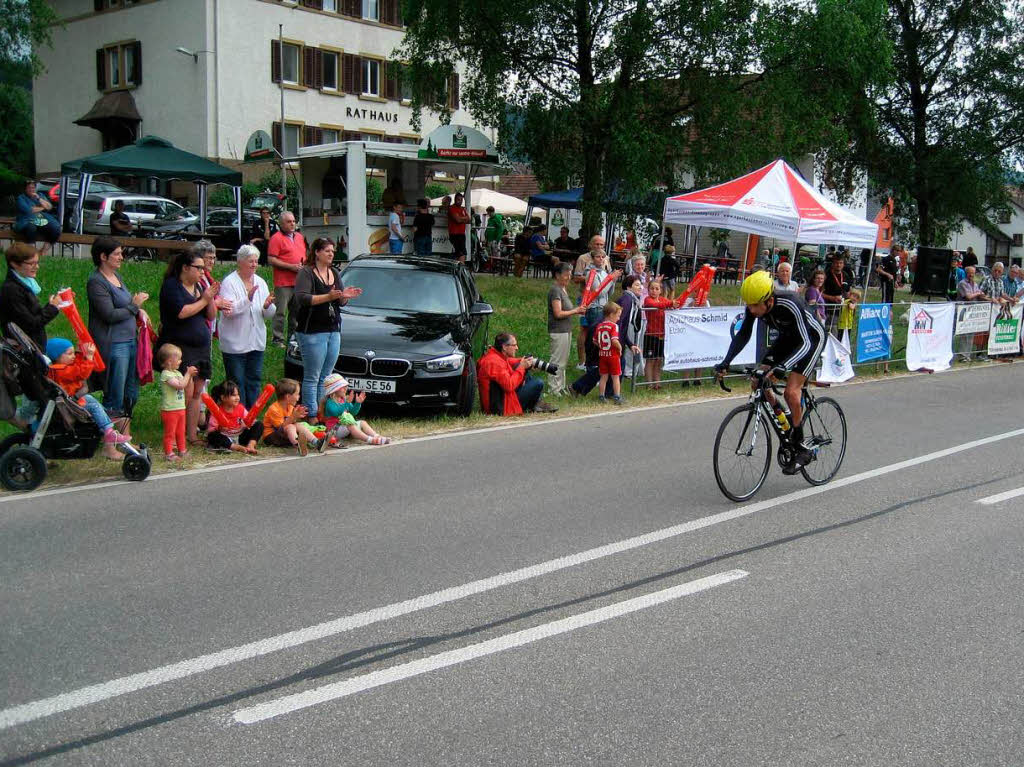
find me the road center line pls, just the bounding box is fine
[2,426,1022,731]
[232,569,749,725]
[975,486,1024,505]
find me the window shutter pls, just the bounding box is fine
[353,56,363,94]
[380,0,397,25]
[343,131,362,141]
[96,49,106,90]
[342,53,355,93]
[131,41,143,85]
[271,40,281,83]
[272,122,282,153]
[303,46,317,88]
[342,0,359,16]
[448,73,460,110]
[302,0,323,7]
[313,48,323,88]
[302,126,323,146]
[383,62,398,101]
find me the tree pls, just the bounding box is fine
[0,0,59,76]
[400,0,889,235]
[857,0,1024,247]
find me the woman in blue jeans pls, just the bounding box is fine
[86,237,150,416]
[292,237,362,415]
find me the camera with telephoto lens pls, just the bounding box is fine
[529,358,559,375]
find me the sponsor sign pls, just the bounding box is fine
[243,130,276,163]
[663,306,759,370]
[955,303,992,336]
[905,302,954,371]
[418,124,499,163]
[987,303,1023,355]
[855,303,892,362]
[818,331,855,383]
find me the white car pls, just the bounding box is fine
[82,193,185,234]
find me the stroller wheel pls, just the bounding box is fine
[122,454,151,482]
[0,446,47,492]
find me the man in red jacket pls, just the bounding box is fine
[477,332,556,415]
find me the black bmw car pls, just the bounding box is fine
[284,255,493,415]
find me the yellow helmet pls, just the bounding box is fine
[740,270,774,306]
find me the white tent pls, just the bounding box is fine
[663,159,878,249]
[430,188,531,216]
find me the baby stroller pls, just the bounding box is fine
[0,323,151,491]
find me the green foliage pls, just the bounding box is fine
[208,182,264,208]
[400,0,889,236]
[0,82,33,178]
[255,169,299,213]
[0,0,59,76]
[854,0,1024,246]
[366,177,384,207]
[423,182,449,200]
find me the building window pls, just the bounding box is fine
[323,0,337,9]
[282,43,300,85]
[362,59,379,96]
[283,124,300,157]
[96,41,141,90]
[321,128,339,144]
[322,51,338,91]
[362,0,378,21]
[998,210,1012,224]
[1014,233,1023,247]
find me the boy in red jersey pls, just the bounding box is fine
[594,302,624,404]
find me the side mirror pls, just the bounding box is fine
[470,301,493,316]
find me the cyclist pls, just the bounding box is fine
[714,270,826,474]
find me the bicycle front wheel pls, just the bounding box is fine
[800,396,847,485]
[713,404,773,502]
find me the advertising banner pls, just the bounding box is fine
[855,303,892,362]
[905,302,955,371]
[664,306,759,371]
[818,331,855,383]
[987,303,1023,355]
[954,303,991,336]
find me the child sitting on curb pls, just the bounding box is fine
[206,380,262,455]
[319,373,391,445]
[46,338,131,457]
[262,378,326,455]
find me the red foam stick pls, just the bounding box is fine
[582,273,617,309]
[57,288,105,372]
[581,269,597,306]
[243,383,276,427]
[675,265,716,308]
[201,392,233,431]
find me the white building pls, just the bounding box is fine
[33,0,470,191]
[943,195,1024,266]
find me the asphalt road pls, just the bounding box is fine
[2,364,1023,766]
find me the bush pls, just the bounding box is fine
[423,182,449,201]
[366,177,383,207]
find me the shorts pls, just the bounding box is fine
[177,343,212,381]
[763,331,826,379]
[598,355,621,376]
[643,335,665,360]
[263,426,293,447]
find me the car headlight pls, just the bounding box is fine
[424,352,465,372]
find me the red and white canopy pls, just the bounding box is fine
[663,159,878,248]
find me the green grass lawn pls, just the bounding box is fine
[0,255,955,487]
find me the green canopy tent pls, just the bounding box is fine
[59,135,244,239]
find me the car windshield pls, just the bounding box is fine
[341,267,462,314]
[160,207,196,222]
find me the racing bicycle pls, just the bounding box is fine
[712,368,847,502]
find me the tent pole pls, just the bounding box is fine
[234,185,243,244]
[692,226,699,280]
[655,216,667,277]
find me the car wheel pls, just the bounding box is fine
[455,363,476,416]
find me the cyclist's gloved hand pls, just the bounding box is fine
[771,366,787,380]
[713,363,728,376]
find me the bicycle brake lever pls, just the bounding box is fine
[718,378,732,393]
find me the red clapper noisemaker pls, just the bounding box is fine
[201,393,236,430]
[674,265,716,308]
[243,384,276,427]
[581,270,617,308]
[57,287,105,371]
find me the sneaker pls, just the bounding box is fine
[781,449,814,475]
[533,400,559,413]
[316,435,330,454]
[576,363,587,371]
[612,396,623,406]
[103,429,131,444]
[598,395,607,403]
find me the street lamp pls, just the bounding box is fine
[175,47,215,63]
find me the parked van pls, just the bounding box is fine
[82,193,185,234]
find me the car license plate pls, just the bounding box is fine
[346,377,396,393]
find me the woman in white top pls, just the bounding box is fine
[218,244,277,407]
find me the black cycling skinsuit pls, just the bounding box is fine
[719,293,826,377]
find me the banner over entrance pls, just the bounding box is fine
[664,306,759,370]
[905,302,954,371]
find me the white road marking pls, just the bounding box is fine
[232,569,749,724]
[0,362,1001,506]
[975,486,1024,505]
[1,426,1020,730]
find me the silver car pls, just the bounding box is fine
[82,193,185,234]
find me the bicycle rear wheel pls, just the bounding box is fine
[800,396,847,485]
[713,404,772,502]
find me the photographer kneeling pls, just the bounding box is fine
[477,332,559,415]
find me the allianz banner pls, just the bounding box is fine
[855,303,892,362]
[905,302,955,371]
[987,303,1023,356]
[663,307,760,371]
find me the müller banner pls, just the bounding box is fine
[663,306,760,370]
